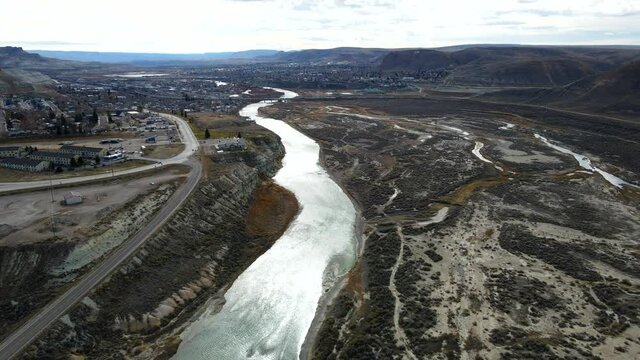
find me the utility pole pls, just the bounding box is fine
[50,202,56,239]
[49,177,54,203]
[48,171,56,239]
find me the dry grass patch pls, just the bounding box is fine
[142,143,185,159]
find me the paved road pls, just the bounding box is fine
[0,114,199,194]
[0,115,201,360]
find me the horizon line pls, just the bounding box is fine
[2,43,636,55]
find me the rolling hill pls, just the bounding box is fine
[379,46,640,86]
[478,59,640,117]
[267,47,391,65]
[0,47,80,71]
[0,68,58,96]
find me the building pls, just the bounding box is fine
[63,191,83,205]
[212,137,246,151]
[59,145,107,159]
[0,146,24,158]
[29,150,79,166]
[0,158,49,172]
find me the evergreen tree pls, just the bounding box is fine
[92,108,98,124]
[204,128,210,139]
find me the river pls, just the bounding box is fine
[172,89,359,359]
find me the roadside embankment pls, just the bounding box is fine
[20,126,297,360]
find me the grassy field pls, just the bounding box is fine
[187,121,206,140]
[0,159,154,182]
[142,143,185,159]
[188,112,272,140]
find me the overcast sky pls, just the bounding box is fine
[1,0,639,53]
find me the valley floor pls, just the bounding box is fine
[262,94,640,360]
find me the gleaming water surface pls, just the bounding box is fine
[173,89,358,359]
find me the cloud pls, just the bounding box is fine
[481,20,526,26]
[496,8,574,17]
[0,40,96,46]
[1,0,638,52]
[603,10,640,17]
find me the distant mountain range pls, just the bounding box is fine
[27,44,640,67]
[3,44,640,117]
[0,46,80,70]
[30,49,281,64]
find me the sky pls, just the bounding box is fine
[0,0,639,53]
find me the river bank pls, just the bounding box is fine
[173,88,359,359]
[295,132,366,360]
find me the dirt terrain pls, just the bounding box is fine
[0,168,186,245]
[0,167,189,340]
[262,95,640,360]
[246,181,300,240]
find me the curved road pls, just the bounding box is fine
[0,113,199,194]
[0,114,201,360]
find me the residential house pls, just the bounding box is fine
[212,137,246,151]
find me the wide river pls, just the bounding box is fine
[173,89,359,359]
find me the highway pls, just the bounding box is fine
[0,114,202,359]
[0,113,199,194]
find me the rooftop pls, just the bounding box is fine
[60,145,104,153]
[0,157,46,167]
[30,150,78,159]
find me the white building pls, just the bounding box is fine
[212,137,246,151]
